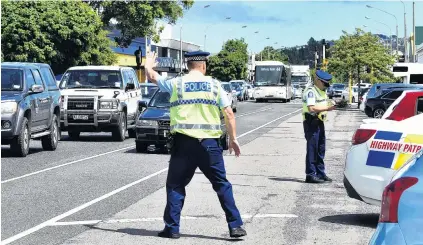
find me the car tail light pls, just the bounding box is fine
[379,177,418,223]
[352,129,377,145]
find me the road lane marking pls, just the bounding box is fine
[235,107,273,118]
[0,168,169,245]
[1,145,135,184]
[2,106,276,184]
[50,214,298,226]
[237,108,302,138]
[1,108,302,244]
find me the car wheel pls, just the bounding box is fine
[68,131,80,140]
[41,114,59,151]
[136,141,148,153]
[373,108,385,119]
[11,117,30,157]
[112,112,126,141]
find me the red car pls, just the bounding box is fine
[382,90,423,121]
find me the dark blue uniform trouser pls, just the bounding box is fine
[163,133,243,233]
[303,119,326,178]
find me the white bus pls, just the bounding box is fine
[253,61,292,102]
[392,62,423,84]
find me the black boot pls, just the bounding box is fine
[320,175,333,182]
[305,175,325,184]
[158,228,180,239]
[229,227,247,238]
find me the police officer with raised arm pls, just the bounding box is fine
[144,50,247,239]
[302,70,336,184]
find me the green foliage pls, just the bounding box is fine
[89,0,194,46]
[1,0,116,74]
[206,39,249,81]
[328,28,396,84]
[255,46,288,63]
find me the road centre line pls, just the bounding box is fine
[2,106,273,184]
[1,108,302,244]
[1,145,135,184]
[50,214,298,226]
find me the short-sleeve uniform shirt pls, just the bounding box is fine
[304,87,317,106]
[156,70,231,109]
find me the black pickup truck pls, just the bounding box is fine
[1,62,61,157]
[135,89,228,153]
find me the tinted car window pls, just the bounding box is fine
[40,67,57,88]
[384,90,403,99]
[149,91,171,107]
[1,68,24,91]
[26,69,36,89]
[140,85,158,99]
[417,97,423,115]
[31,69,45,88]
[222,84,232,92]
[410,74,423,84]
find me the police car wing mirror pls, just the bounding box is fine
[125,83,135,92]
[138,100,148,112]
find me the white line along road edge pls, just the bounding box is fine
[1,106,272,184]
[1,108,301,245]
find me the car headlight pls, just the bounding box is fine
[1,102,18,114]
[136,119,158,128]
[99,100,118,110]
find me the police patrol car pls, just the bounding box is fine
[343,113,423,206]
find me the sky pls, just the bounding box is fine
[168,0,423,54]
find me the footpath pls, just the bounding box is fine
[62,108,379,245]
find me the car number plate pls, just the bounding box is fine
[73,115,89,120]
[265,95,274,97]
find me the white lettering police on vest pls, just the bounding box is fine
[184,82,211,93]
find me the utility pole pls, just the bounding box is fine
[401,0,408,62]
[412,1,416,62]
[144,37,148,82]
[180,25,183,74]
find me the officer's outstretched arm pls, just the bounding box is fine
[308,104,335,113]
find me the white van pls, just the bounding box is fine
[392,63,423,84]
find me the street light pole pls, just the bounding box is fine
[180,25,183,74]
[400,0,408,62]
[366,5,398,55]
[413,1,416,62]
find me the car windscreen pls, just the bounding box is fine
[140,85,158,99]
[222,84,232,93]
[149,91,171,108]
[231,83,241,90]
[60,70,123,89]
[332,84,345,90]
[1,68,24,91]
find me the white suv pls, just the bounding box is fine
[59,66,141,141]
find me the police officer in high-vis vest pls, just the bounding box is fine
[144,50,247,239]
[302,70,336,184]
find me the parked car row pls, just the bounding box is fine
[1,62,243,157]
[344,95,423,244]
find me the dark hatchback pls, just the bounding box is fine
[135,90,227,153]
[365,87,423,118]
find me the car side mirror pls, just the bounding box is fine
[30,84,44,94]
[138,100,148,112]
[125,83,135,91]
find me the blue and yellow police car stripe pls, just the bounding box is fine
[366,131,423,170]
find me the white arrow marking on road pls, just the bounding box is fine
[1,108,302,244]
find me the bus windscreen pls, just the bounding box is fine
[254,66,283,86]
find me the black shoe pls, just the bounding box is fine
[305,175,325,184]
[320,175,333,182]
[229,227,247,238]
[158,229,180,239]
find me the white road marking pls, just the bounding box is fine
[1,108,301,244]
[1,145,135,184]
[235,107,273,118]
[50,214,298,226]
[0,168,168,245]
[237,108,302,138]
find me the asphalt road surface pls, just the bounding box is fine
[1,100,304,245]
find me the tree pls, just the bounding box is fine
[89,0,194,46]
[255,46,288,63]
[207,39,249,81]
[327,28,396,84]
[1,0,116,74]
